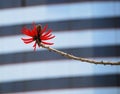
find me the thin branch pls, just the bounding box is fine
[40,44,120,65]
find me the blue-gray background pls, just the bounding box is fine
[0,0,120,94]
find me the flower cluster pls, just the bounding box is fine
[21,23,55,51]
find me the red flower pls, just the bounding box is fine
[21,23,55,51]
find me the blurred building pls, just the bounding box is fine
[0,0,120,94]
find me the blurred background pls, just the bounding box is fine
[0,0,120,94]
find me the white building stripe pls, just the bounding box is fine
[0,1,120,26]
[6,87,120,94]
[0,57,120,83]
[0,29,120,54]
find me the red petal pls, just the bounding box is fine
[45,33,52,38]
[41,24,48,34]
[46,35,55,40]
[21,27,33,36]
[21,38,33,41]
[41,35,55,40]
[41,33,52,40]
[21,38,34,44]
[42,29,52,37]
[42,41,54,45]
[31,23,37,36]
[23,40,34,44]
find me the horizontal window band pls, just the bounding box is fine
[25,0,119,7]
[0,45,120,65]
[0,2,120,27]
[0,58,119,83]
[0,28,120,54]
[0,0,118,9]
[6,87,120,94]
[0,0,21,9]
[0,74,119,93]
[0,17,120,36]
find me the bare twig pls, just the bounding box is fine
[40,44,120,65]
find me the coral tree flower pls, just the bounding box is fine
[21,23,55,51]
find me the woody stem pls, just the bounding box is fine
[40,44,120,65]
